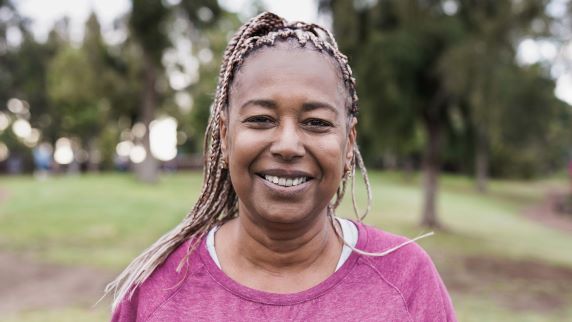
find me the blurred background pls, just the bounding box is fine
[1,0,572,321]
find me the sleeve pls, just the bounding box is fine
[428,260,457,322]
[362,226,457,321]
[401,246,457,322]
[109,240,195,322]
[437,273,457,322]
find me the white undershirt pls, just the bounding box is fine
[206,217,358,272]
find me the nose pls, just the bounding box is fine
[270,120,305,161]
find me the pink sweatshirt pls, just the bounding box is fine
[112,223,457,321]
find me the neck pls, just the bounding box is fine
[219,205,340,274]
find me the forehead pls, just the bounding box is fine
[229,45,346,109]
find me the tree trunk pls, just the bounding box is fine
[87,138,100,172]
[475,131,488,193]
[421,120,442,228]
[401,157,414,182]
[135,52,159,184]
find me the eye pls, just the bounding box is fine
[303,118,334,129]
[243,115,275,128]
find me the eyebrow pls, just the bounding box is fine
[302,101,338,116]
[240,99,277,110]
[240,99,339,116]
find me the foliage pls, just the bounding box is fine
[187,12,241,151]
[321,0,570,178]
[47,46,104,139]
[130,0,171,64]
[489,65,572,178]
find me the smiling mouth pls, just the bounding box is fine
[262,175,310,187]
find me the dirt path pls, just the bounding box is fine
[522,189,572,233]
[0,187,107,314]
[0,187,113,316]
[435,190,572,313]
[439,254,572,312]
[0,252,114,315]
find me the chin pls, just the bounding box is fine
[263,212,307,225]
[255,202,327,226]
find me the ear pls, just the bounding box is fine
[344,117,357,172]
[220,112,229,161]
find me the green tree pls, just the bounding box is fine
[489,64,572,178]
[45,14,131,171]
[439,0,550,192]
[187,12,240,152]
[0,0,20,101]
[128,0,222,182]
[128,0,171,182]
[47,46,106,147]
[321,0,569,228]
[322,0,464,228]
[1,1,59,169]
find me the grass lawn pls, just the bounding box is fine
[1,171,571,321]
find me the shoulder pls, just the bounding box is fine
[356,223,438,292]
[355,223,457,321]
[111,238,203,322]
[358,223,433,268]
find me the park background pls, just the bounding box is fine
[1,0,572,321]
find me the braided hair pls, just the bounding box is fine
[105,12,374,309]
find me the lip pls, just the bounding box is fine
[255,173,313,196]
[256,168,315,179]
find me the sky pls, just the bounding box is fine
[15,0,130,43]
[14,0,320,43]
[11,0,572,105]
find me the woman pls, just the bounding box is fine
[108,12,456,321]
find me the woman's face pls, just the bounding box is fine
[221,46,356,225]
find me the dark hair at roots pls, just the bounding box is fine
[104,11,375,309]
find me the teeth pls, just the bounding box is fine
[264,175,308,187]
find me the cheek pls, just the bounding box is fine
[227,127,268,166]
[314,136,346,178]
